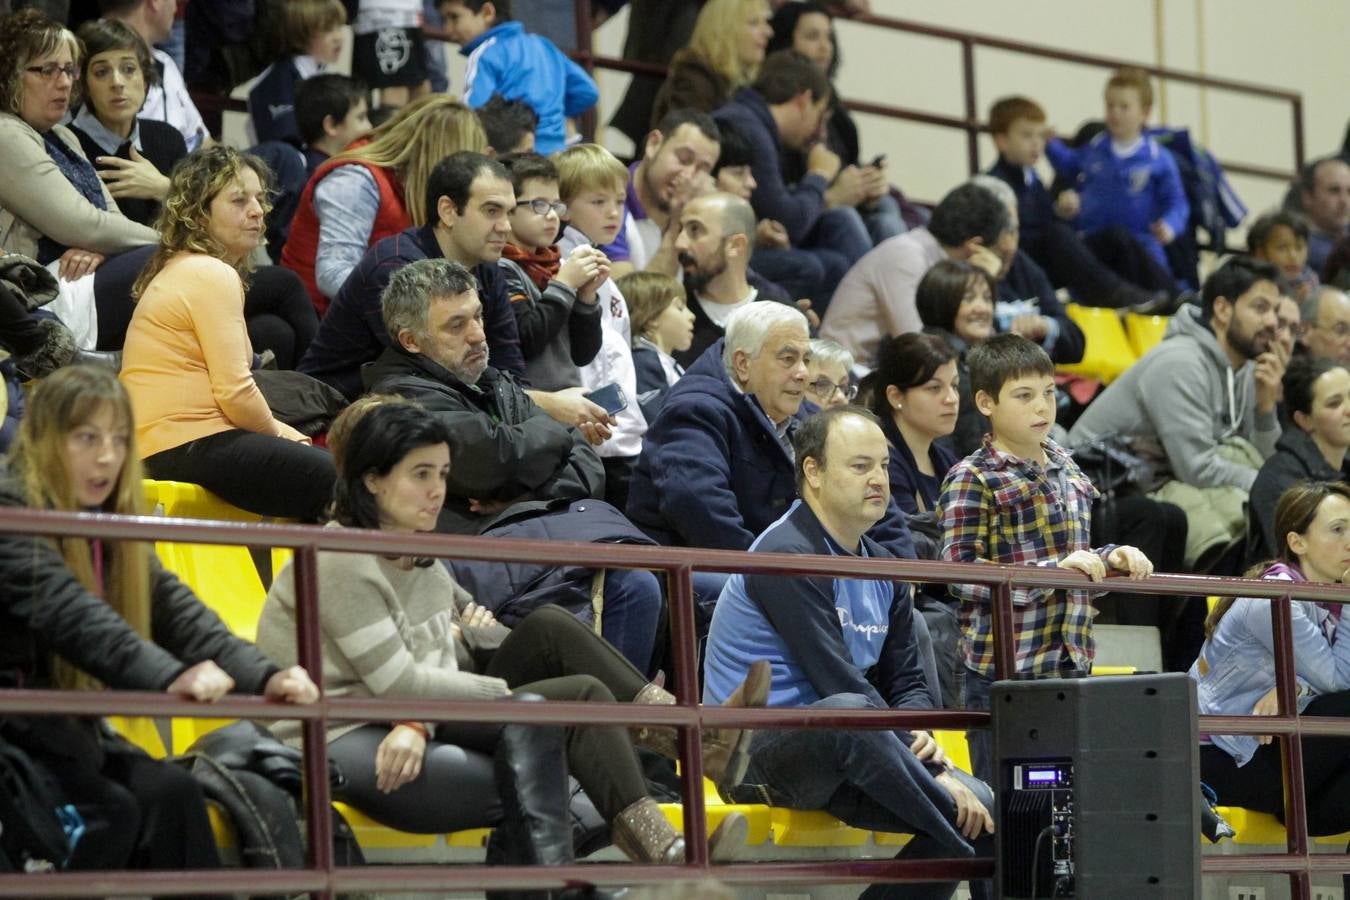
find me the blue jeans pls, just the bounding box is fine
[962,669,994,788]
[751,246,827,307]
[728,693,994,900]
[804,206,873,316]
[600,568,663,676]
[862,194,907,245]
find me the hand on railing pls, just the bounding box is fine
[264,665,320,705]
[1105,545,1154,580]
[167,660,235,702]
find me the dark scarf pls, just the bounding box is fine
[501,242,561,291]
[38,131,108,265]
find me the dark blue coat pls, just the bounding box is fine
[627,340,916,558]
[248,58,304,148]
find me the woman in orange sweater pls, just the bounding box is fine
[120,146,335,520]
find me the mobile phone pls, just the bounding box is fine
[869,153,887,168]
[584,383,628,416]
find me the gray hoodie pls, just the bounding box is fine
[1067,304,1280,491]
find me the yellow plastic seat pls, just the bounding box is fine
[1092,665,1138,675]
[771,808,872,847]
[1213,806,1350,847]
[1058,304,1138,384]
[107,715,167,758]
[1124,312,1170,357]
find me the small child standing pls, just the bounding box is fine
[939,334,1153,781]
[294,74,373,176]
[1248,210,1320,302]
[248,0,348,147]
[438,0,599,155]
[554,144,650,511]
[620,271,695,420]
[1045,67,1190,295]
[498,152,606,391]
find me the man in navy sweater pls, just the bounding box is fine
[704,406,993,900]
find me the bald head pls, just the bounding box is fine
[1302,286,1350,365]
[675,191,758,290]
[685,191,757,240]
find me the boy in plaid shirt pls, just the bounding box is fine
[939,334,1153,780]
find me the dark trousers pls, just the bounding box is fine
[1025,223,1177,306]
[144,428,336,521]
[1201,690,1350,892]
[329,606,651,831]
[93,248,319,367]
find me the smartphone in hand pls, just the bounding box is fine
[584,383,628,416]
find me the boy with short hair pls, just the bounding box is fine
[553,144,650,510]
[499,152,606,391]
[248,0,348,147]
[438,0,599,155]
[940,334,1153,779]
[294,74,373,175]
[1248,210,1319,301]
[1045,67,1190,294]
[478,94,539,155]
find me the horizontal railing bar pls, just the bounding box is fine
[2,507,1344,600]
[1204,854,1350,874]
[1198,714,1350,737]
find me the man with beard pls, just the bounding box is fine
[603,109,721,280]
[670,191,798,368]
[1069,257,1288,569]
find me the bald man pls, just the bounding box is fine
[673,191,800,367]
[1301,285,1350,365]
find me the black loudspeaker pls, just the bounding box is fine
[992,673,1199,899]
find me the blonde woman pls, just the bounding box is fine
[0,364,317,872]
[281,93,488,313]
[649,0,773,129]
[120,146,336,520]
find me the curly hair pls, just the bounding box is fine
[0,9,81,118]
[132,145,275,300]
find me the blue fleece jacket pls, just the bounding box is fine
[460,22,599,155]
[1046,131,1190,270]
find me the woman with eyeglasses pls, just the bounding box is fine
[804,339,855,409]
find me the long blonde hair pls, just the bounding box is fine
[328,93,488,225]
[132,145,274,300]
[9,365,150,690]
[687,0,770,88]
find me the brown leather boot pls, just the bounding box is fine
[631,659,771,790]
[610,797,749,863]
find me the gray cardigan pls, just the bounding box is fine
[0,113,157,261]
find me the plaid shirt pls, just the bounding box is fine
[939,436,1110,679]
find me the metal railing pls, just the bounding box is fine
[0,506,1346,898]
[570,7,1304,187]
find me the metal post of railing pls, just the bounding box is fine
[1292,96,1307,172]
[1271,590,1312,900]
[990,578,1016,681]
[960,39,980,175]
[667,563,710,865]
[292,544,335,899]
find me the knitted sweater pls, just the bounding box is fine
[255,546,511,745]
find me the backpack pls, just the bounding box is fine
[0,736,75,873]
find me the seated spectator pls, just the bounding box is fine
[1300,285,1350,366]
[1249,357,1350,561]
[362,259,661,671]
[1278,292,1302,359]
[768,2,901,245]
[282,94,489,314]
[294,73,373,177]
[821,182,1011,370]
[99,0,209,151]
[499,152,605,391]
[914,259,994,458]
[350,0,429,109]
[985,94,1168,311]
[942,334,1154,779]
[1294,157,1350,275]
[804,338,855,409]
[247,0,347,148]
[1069,257,1287,570]
[0,364,318,874]
[255,401,756,868]
[0,10,157,276]
[120,147,336,520]
[705,407,994,900]
[1248,210,1319,302]
[68,18,187,230]
[476,93,538,154]
[968,174,1086,366]
[1325,233,1350,291]
[556,144,651,510]
[649,0,772,131]
[713,50,874,311]
[1192,480,1350,898]
[623,270,694,421]
[603,108,720,280]
[672,191,795,368]
[439,0,598,155]
[1045,68,1189,295]
[297,151,527,400]
[712,115,824,305]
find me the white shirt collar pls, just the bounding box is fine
[72,105,141,156]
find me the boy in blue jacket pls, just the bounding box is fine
[1046,67,1189,292]
[438,0,599,155]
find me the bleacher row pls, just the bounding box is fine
[108,477,1348,878]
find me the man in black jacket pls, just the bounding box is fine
[363,257,663,673]
[704,407,993,900]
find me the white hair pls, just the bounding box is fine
[968,174,1017,217]
[809,338,854,372]
[721,301,809,377]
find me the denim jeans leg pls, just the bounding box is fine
[599,568,662,676]
[808,206,873,267]
[751,246,826,305]
[963,669,994,786]
[862,194,907,244]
